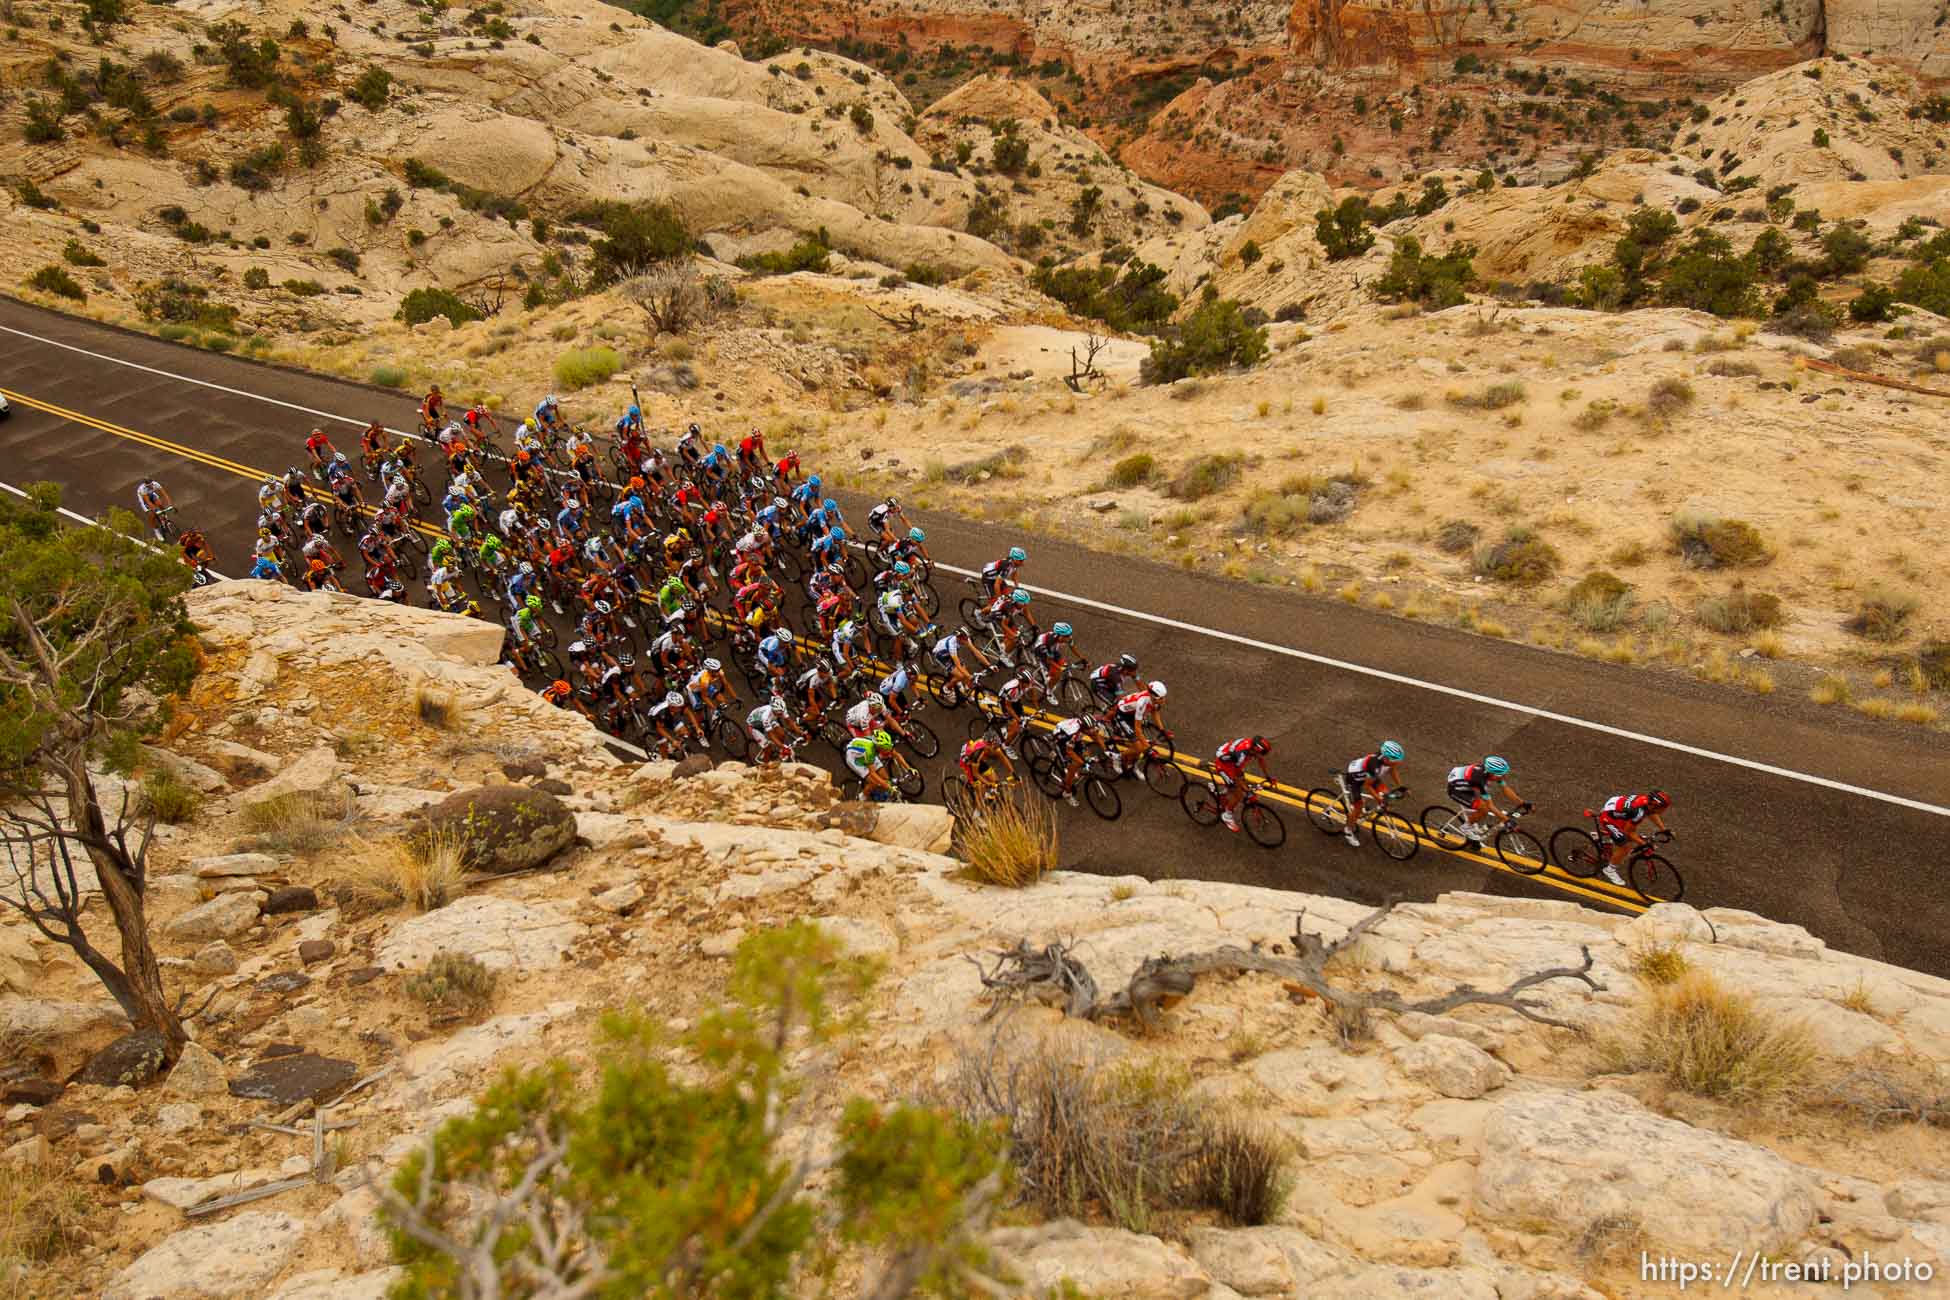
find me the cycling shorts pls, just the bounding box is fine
[1213,758,1245,785]
[1596,814,1634,845]
[844,751,873,779]
[1448,780,1491,808]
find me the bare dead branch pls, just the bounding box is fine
[867,304,925,332]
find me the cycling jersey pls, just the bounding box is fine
[1214,738,1258,771]
[958,738,997,776]
[1601,794,1656,824]
[757,636,790,668]
[1345,754,1396,786]
[867,503,894,530]
[305,431,333,459]
[843,735,885,775]
[930,633,962,666]
[878,663,912,700]
[747,703,786,733]
[1114,689,1159,724]
[686,670,726,705]
[1447,764,1499,803]
[136,482,164,509]
[797,664,833,694]
[1032,633,1068,663]
[845,700,883,734]
[250,556,281,580]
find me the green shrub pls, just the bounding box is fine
[371,365,408,387]
[576,198,692,285]
[554,346,622,390]
[1107,453,1156,487]
[325,246,360,273]
[1696,586,1785,634]
[849,101,874,132]
[990,121,1029,174]
[282,278,326,296]
[27,265,85,301]
[138,771,201,824]
[1646,376,1695,419]
[348,65,391,111]
[402,158,449,189]
[1238,239,1262,267]
[1670,513,1769,568]
[23,95,65,144]
[1032,259,1177,334]
[1816,224,1873,277]
[61,240,105,268]
[396,286,483,328]
[1894,257,1950,316]
[404,950,498,1016]
[1167,452,1244,501]
[203,332,236,352]
[1141,293,1268,385]
[1844,587,1918,642]
[736,238,831,276]
[1565,571,1634,632]
[157,324,198,343]
[242,266,270,290]
[1314,196,1374,260]
[16,180,57,211]
[1658,230,1761,317]
[1374,235,1476,307]
[1473,528,1561,585]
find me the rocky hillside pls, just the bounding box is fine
[4,583,1950,1297]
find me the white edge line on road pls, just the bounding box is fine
[0,476,231,580]
[7,320,1947,820]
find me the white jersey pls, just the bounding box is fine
[845,700,881,732]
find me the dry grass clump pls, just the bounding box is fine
[1820,1059,1950,1129]
[240,788,356,855]
[139,771,202,825]
[947,783,1056,887]
[414,684,457,729]
[552,345,621,390]
[1917,641,1950,691]
[1576,1213,1650,1270]
[1449,380,1527,410]
[1473,527,1562,585]
[1705,358,1761,378]
[1843,587,1918,643]
[1604,969,1819,1105]
[403,950,498,1017]
[1645,376,1696,420]
[1106,452,1157,488]
[340,828,467,912]
[1696,585,1785,636]
[1167,453,1246,501]
[1570,399,1616,431]
[1670,512,1770,569]
[1434,519,1481,554]
[1,1157,92,1297]
[952,1044,1291,1233]
[1810,672,1852,706]
[1564,570,1633,632]
[944,443,1029,484]
[1628,942,1690,986]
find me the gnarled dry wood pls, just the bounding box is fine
[971,903,1605,1034]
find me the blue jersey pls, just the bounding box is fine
[250,557,281,580]
[757,636,790,667]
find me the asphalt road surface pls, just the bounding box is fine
[4,298,1948,976]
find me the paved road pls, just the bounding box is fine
[5,298,1948,975]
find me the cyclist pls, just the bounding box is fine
[843,729,897,801]
[981,546,1026,600]
[533,393,564,437]
[178,527,213,570]
[685,656,737,720]
[636,690,693,756]
[981,673,1036,758]
[249,552,284,582]
[462,400,500,446]
[675,421,704,468]
[746,694,803,763]
[865,495,908,547]
[1030,621,1079,683]
[298,496,331,540]
[1212,736,1274,833]
[844,691,888,739]
[509,594,546,652]
[796,657,840,721]
[1445,756,1529,843]
[447,498,479,545]
[1595,790,1674,887]
[736,427,767,478]
[771,448,803,491]
[429,561,466,611]
[831,618,871,679]
[755,627,796,685]
[420,384,446,433]
[299,529,342,575]
[1338,741,1406,848]
[928,625,994,697]
[1107,679,1168,775]
[1046,713,1111,808]
[540,679,593,720]
[1089,653,1139,709]
[873,569,929,642]
[980,588,1036,663]
[301,556,336,592]
[358,422,389,476]
[280,466,309,512]
[956,736,1016,796]
[134,478,173,539]
[356,528,395,575]
[789,471,823,521]
[326,453,365,511]
[303,426,337,475]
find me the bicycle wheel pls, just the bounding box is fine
[1494,827,1548,875]
[1370,810,1420,861]
[893,762,925,799]
[1081,774,1121,821]
[1630,853,1685,903]
[927,675,963,709]
[957,597,983,626]
[1243,801,1286,849]
[900,716,940,760]
[714,715,750,759]
[393,549,420,580]
[1031,757,1065,799]
[412,476,432,506]
[820,719,850,753]
[1142,753,1187,800]
[1549,827,1604,878]
[1420,805,1471,852]
[1180,782,1221,827]
[915,582,941,617]
[1305,788,1347,835]
[1057,676,1094,715]
[1017,730,1052,768]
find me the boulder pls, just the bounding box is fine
[415,784,576,874]
[76,1031,169,1088]
[264,885,320,914]
[376,896,584,972]
[862,802,954,854]
[156,1101,200,1133]
[1475,1091,1817,1256]
[191,941,240,975]
[299,939,336,965]
[141,745,226,793]
[165,891,262,942]
[1,1074,62,1107]
[1616,902,1714,947]
[1886,1179,1950,1222]
[241,746,350,808]
[200,738,281,783]
[421,614,511,666]
[500,755,547,780]
[671,752,713,779]
[1393,1034,1510,1099]
[228,1053,359,1106]
[103,1211,307,1300]
[591,882,644,913]
[999,1220,1210,1299]
[1185,1225,1352,1294]
[163,1042,228,1098]
[0,995,128,1047]
[192,852,278,879]
[268,1268,404,1300]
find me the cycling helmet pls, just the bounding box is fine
[1483,755,1511,778]
[1052,622,1073,637]
[884,495,899,508]
[519,561,535,576]
[617,652,635,668]
[525,595,542,611]
[772,496,788,511]
[308,557,326,572]
[826,562,846,578]
[686,547,703,562]
[908,527,925,542]
[1379,740,1405,762]
[544,394,559,407]
[777,628,795,644]
[665,690,683,708]
[687,422,701,436]
[594,600,613,614]
[770,692,787,710]
[517,450,533,465]
[333,450,348,464]
[865,691,885,709]
[1008,546,1027,562]
[524,417,538,431]
[1147,680,1167,698]
[358,531,376,546]
[704,657,722,671]
[286,467,304,481]
[1012,590,1032,605]
[1249,736,1272,755]
[1119,653,1138,671]
[1646,789,1672,810]
[628,404,641,419]
[872,729,893,747]
[823,499,839,515]
[892,561,911,577]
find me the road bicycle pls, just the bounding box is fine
[1108,725,1186,801]
[1304,778,1420,861]
[1550,816,1685,902]
[701,700,751,759]
[1420,801,1546,874]
[1028,745,1122,820]
[148,503,179,543]
[841,750,925,802]
[504,634,565,682]
[1182,778,1286,849]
